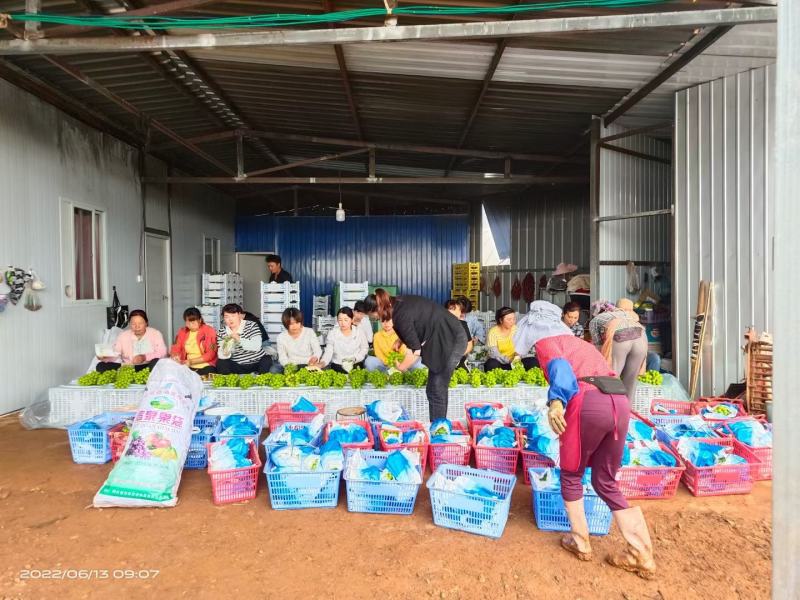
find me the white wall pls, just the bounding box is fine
[0,78,234,413]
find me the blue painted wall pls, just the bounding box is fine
[236,215,470,322]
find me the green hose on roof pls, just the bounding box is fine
[8,1,674,31]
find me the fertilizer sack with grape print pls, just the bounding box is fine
[94,360,204,508]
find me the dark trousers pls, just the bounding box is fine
[483,356,539,372]
[191,365,217,376]
[97,358,159,373]
[216,355,272,375]
[560,389,630,511]
[327,361,365,374]
[426,349,463,422]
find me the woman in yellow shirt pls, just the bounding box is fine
[365,318,424,372]
[484,306,539,371]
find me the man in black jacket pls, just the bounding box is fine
[266,254,293,284]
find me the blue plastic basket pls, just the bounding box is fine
[185,413,220,470]
[529,468,612,535]
[263,421,323,454]
[344,451,421,515]
[67,413,131,464]
[214,414,265,445]
[426,464,516,539]
[263,460,342,510]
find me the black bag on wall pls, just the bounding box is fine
[106,286,130,330]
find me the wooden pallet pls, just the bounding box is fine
[744,327,773,416]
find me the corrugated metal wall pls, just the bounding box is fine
[598,124,672,302]
[236,215,469,321]
[477,194,590,314]
[674,65,775,396]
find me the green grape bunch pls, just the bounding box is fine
[404,368,429,388]
[388,371,404,386]
[133,367,150,385]
[239,374,256,389]
[349,368,368,389]
[385,351,405,368]
[332,372,348,388]
[368,370,389,389]
[114,365,136,389]
[470,369,483,388]
[98,369,118,386]
[452,368,469,385]
[638,370,664,386]
[523,367,547,387]
[77,371,100,386]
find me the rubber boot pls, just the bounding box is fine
[606,506,656,579]
[560,499,592,561]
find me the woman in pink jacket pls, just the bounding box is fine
[96,309,167,373]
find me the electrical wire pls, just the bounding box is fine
[7,1,674,31]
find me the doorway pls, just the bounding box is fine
[145,233,172,338]
[236,252,272,316]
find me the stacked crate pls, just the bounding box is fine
[260,281,301,338]
[313,295,330,317]
[451,262,480,308]
[334,281,369,311]
[201,273,243,331]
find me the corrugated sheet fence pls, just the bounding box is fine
[674,65,775,396]
[236,215,469,320]
[598,123,672,302]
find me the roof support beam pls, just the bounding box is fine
[322,0,364,141]
[445,38,507,175]
[599,122,672,143]
[141,175,586,185]
[246,147,368,177]
[599,142,670,165]
[42,55,235,175]
[238,129,584,164]
[0,7,776,55]
[603,25,733,125]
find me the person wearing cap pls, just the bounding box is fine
[513,300,656,579]
[588,298,647,401]
[266,254,293,284]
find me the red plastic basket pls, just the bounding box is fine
[648,399,694,426]
[616,442,685,499]
[206,440,262,505]
[266,401,326,431]
[692,398,748,422]
[472,424,519,475]
[324,420,375,459]
[465,402,510,431]
[671,437,755,497]
[108,423,130,463]
[428,422,472,471]
[378,421,429,472]
[713,419,772,481]
[516,428,557,484]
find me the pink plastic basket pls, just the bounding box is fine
[206,440,262,505]
[378,421,429,472]
[428,422,472,471]
[516,428,557,485]
[323,420,375,459]
[692,398,748,422]
[472,424,519,475]
[711,419,772,481]
[616,442,685,499]
[648,399,693,427]
[671,437,755,497]
[266,401,326,431]
[465,402,510,431]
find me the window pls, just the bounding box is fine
[204,236,221,273]
[61,199,107,303]
[481,203,511,266]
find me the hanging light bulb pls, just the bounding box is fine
[336,202,346,222]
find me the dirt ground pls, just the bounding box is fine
[0,413,771,600]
